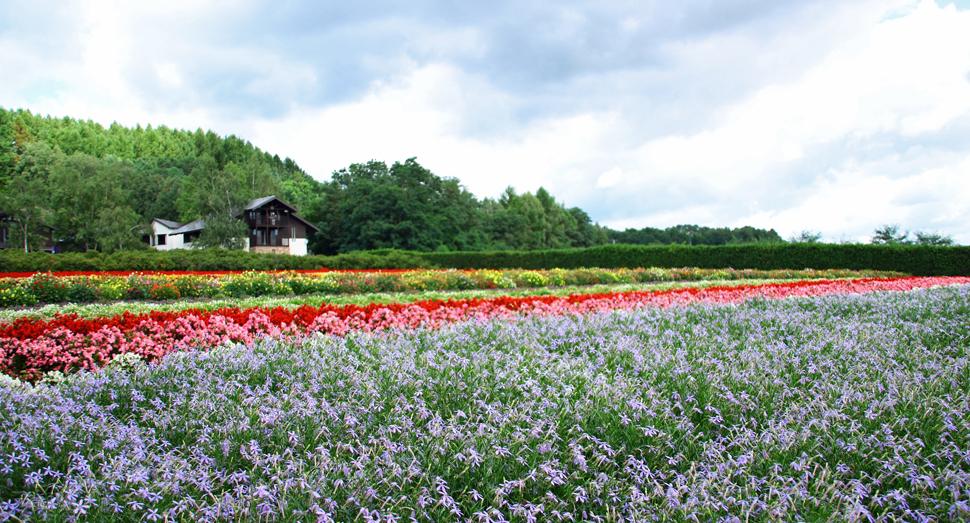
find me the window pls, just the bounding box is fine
[270,229,279,245]
[157,235,166,245]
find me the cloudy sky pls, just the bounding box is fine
[2,0,970,243]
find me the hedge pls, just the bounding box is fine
[0,248,435,273]
[415,244,970,276]
[1,244,967,275]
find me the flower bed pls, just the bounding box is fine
[2,277,965,381]
[0,267,905,307]
[2,283,969,521]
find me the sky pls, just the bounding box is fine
[2,0,970,243]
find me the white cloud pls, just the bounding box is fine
[634,0,970,186]
[596,167,625,188]
[248,63,616,200]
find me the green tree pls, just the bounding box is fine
[50,153,140,251]
[913,230,954,246]
[0,108,16,183]
[0,141,58,251]
[789,230,823,243]
[97,205,145,253]
[871,224,910,245]
[178,155,249,249]
[317,158,483,254]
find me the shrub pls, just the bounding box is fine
[148,283,181,301]
[67,282,102,303]
[97,277,129,301]
[171,275,217,299]
[512,270,549,287]
[23,273,70,303]
[220,272,280,297]
[0,287,38,307]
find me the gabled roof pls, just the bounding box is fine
[239,195,319,232]
[243,195,298,213]
[152,218,184,230]
[170,218,206,235]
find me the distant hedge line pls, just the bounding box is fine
[417,244,970,276]
[1,244,967,275]
[0,249,433,273]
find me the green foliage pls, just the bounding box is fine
[871,224,910,245]
[789,230,823,243]
[2,243,966,275]
[610,223,785,246]
[1,107,316,251]
[913,230,954,246]
[0,142,57,252]
[67,281,102,303]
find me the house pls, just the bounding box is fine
[0,211,60,253]
[241,196,319,256]
[148,196,319,256]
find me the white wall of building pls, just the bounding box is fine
[289,238,309,256]
[150,222,184,251]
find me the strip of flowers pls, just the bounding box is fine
[2,277,966,380]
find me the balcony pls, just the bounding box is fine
[250,233,293,247]
[251,215,293,227]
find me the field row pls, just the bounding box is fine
[2,277,965,381]
[0,267,904,307]
[1,282,968,521]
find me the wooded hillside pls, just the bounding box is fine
[0,108,783,254]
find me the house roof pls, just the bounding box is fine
[243,195,297,213]
[170,218,206,235]
[152,218,184,230]
[240,195,319,232]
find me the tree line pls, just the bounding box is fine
[1,107,791,254]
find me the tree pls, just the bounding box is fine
[316,158,484,254]
[179,156,249,250]
[0,141,58,252]
[871,224,910,245]
[913,230,954,246]
[789,230,823,243]
[0,108,16,183]
[97,206,145,253]
[50,153,137,251]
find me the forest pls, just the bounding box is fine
[0,108,784,254]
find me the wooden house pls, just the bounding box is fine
[240,196,319,256]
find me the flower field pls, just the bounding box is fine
[0,267,903,307]
[0,277,969,521]
[1,277,964,381]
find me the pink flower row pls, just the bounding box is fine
[2,277,967,380]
